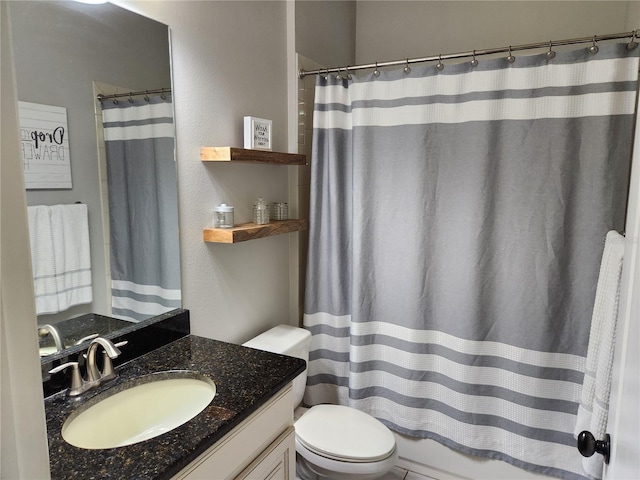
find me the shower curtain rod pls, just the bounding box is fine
[299,30,639,78]
[97,87,171,102]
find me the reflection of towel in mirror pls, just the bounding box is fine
[27,204,92,315]
[27,205,58,314]
[574,230,625,480]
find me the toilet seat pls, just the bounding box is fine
[294,405,396,463]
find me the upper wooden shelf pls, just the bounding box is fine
[200,147,307,165]
[203,219,307,244]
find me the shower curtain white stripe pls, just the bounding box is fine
[306,382,578,439]
[308,350,583,403]
[348,351,583,399]
[304,43,639,480]
[103,123,175,141]
[314,91,636,129]
[111,279,182,300]
[111,296,175,316]
[306,316,587,369]
[317,57,638,102]
[370,401,583,471]
[102,101,173,122]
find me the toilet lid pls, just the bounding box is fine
[294,405,396,462]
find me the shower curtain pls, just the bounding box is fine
[101,94,181,322]
[303,43,639,479]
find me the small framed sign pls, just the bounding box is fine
[18,101,72,189]
[244,116,272,151]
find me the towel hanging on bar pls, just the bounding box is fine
[27,204,92,315]
[574,230,625,479]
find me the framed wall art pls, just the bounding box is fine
[244,116,272,151]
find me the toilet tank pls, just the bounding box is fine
[242,324,311,406]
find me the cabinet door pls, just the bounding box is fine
[235,427,296,480]
[173,386,293,480]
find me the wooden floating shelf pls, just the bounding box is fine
[200,147,307,165]
[203,219,307,244]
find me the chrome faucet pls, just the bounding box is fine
[38,324,64,353]
[48,337,125,397]
[85,337,122,384]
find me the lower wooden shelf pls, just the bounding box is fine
[203,219,307,244]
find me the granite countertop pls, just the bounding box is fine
[45,335,306,480]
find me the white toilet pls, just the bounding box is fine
[243,324,398,480]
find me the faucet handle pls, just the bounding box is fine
[100,341,127,381]
[48,361,79,374]
[49,362,84,396]
[100,340,129,381]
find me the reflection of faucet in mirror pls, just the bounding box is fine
[73,333,99,346]
[38,324,64,356]
[38,324,100,357]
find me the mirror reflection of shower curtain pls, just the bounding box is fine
[101,94,181,322]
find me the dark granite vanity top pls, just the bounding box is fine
[45,335,306,480]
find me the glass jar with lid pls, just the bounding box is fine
[214,203,234,228]
[253,197,269,225]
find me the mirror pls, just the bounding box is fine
[8,1,181,359]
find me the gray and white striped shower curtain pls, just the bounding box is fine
[303,44,639,479]
[101,95,181,322]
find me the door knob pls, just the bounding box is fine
[577,431,610,464]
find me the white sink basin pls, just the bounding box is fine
[40,346,59,356]
[62,373,216,449]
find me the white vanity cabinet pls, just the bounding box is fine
[173,385,296,480]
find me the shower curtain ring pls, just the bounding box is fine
[470,50,478,67]
[323,68,329,81]
[144,90,150,102]
[588,36,599,55]
[546,41,556,59]
[346,66,352,80]
[335,68,342,81]
[112,98,119,105]
[373,62,380,77]
[404,59,411,75]
[128,93,134,104]
[160,88,167,100]
[436,54,444,71]
[506,46,516,63]
[627,30,638,50]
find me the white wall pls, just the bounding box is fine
[627,1,640,30]
[353,2,636,479]
[295,0,356,68]
[115,0,294,344]
[355,1,632,65]
[1,2,51,478]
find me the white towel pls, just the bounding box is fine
[27,206,59,314]
[27,204,92,315]
[50,204,93,312]
[575,230,625,479]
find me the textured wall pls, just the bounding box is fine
[119,1,293,344]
